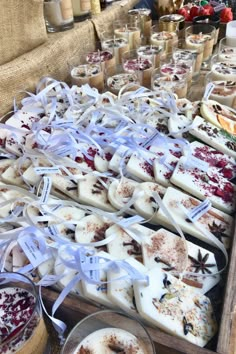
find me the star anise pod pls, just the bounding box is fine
[208,221,229,241]
[188,249,215,274]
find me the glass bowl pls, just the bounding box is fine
[61,310,156,353]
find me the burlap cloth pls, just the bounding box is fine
[0,0,138,118]
[0,0,47,66]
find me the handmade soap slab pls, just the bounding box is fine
[1,159,31,187]
[105,223,154,261]
[133,182,166,222]
[107,258,148,316]
[108,177,139,210]
[108,145,131,173]
[142,228,220,294]
[133,267,218,347]
[156,187,233,249]
[126,152,156,182]
[75,214,113,251]
[190,140,236,180]
[80,251,116,308]
[190,115,236,159]
[153,153,178,187]
[77,174,117,212]
[170,156,236,214]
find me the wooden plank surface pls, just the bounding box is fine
[217,225,236,354]
[42,287,216,354]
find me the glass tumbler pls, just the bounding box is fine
[101,32,129,65]
[0,272,48,354]
[218,37,236,63]
[113,21,141,50]
[185,24,215,67]
[61,310,155,354]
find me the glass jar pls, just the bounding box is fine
[44,0,74,32]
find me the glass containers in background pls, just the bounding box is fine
[44,0,74,32]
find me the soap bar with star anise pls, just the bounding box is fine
[156,187,234,249]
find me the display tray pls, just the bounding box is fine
[42,216,236,354]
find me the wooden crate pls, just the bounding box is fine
[42,220,236,354]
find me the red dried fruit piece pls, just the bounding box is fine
[216,160,228,168]
[221,168,233,179]
[224,183,234,193]
[215,188,225,198]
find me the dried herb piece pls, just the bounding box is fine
[78,346,92,354]
[163,274,171,289]
[108,344,125,353]
[123,239,142,256]
[154,256,175,271]
[183,316,194,335]
[208,221,229,242]
[188,249,215,274]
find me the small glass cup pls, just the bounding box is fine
[0,272,48,354]
[44,0,74,32]
[185,24,215,67]
[193,15,220,45]
[137,44,164,68]
[113,21,141,50]
[61,310,155,354]
[128,8,152,39]
[101,32,130,65]
[86,50,116,77]
[205,72,236,109]
[218,37,236,62]
[172,49,196,87]
[70,63,105,92]
[122,49,154,88]
[152,66,188,98]
[150,25,178,54]
[106,64,140,95]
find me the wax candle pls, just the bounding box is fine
[71,0,91,21]
[44,0,74,32]
[208,81,236,109]
[185,34,213,63]
[123,57,153,87]
[107,73,139,95]
[152,72,188,98]
[211,62,236,82]
[128,9,152,38]
[0,287,48,354]
[71,64,104,92]
[86,50,116,76]
[150,31,177,54]
[137,45,163,68]
[226,21,236,46]
[74,328,147,353]
[101,38,129,65]
[114,25,141,50]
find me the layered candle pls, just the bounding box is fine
[0,278,48,354]
[74,328,147,353]
[101,38,129,65]
[71,64,104,92]
[207,81,236,109]
[128,8,152,39]
[150,31,178,54]
[137,45,163,68]
[211,62,236,82]
[86,50,116,76]
[114,24,141,50]
[122,52,153,87]
[107,73,139,95]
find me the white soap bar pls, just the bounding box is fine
[105,223,154,261]
[153,153,178,187]
[107,258,147,316]
[156,187,233,249]
[94,147,113,173]
[190,116,236,159]
[133,182,166,222]
[75,214,113,251]
[133,267,218,347]
[48,206,85,241]
[170,156,236,214]
[126,152,155,182]
[142,228,220,294]
[22,159,50,186]
[0,182,26,218]
[108,145,130,173]
[108,177,139,210]
[74,328,147,354]
[1,159,31,187]
[80,251,116,308]
[77,174,117,212]
[168,114,192,137]
[6,110,40,130]
[190,140,236,180]
[5,132,26,156]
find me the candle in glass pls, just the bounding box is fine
[114,21,141,50]
[150,30,178,54]
[71,64,104,91]
[137,45,164,68]
[128,8,152,39]
[101,37,129,65]
[86,50,116,76]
